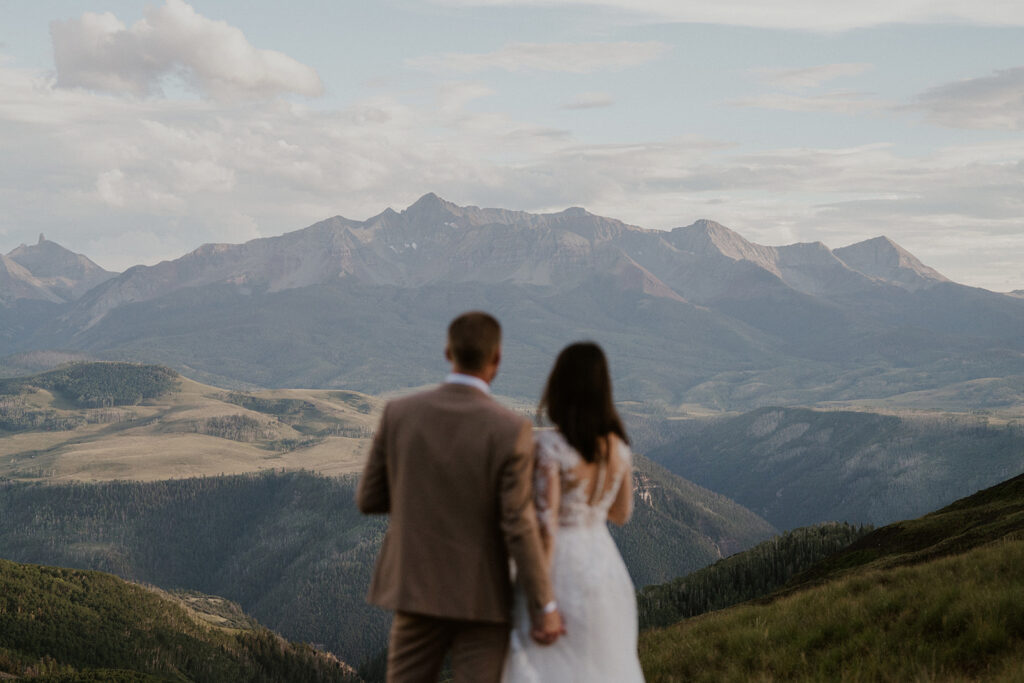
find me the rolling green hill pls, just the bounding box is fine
[638,472,1024,682]
[0,362,381,481]
[0,362,178,409]
[648,406,1024,529]
[0,558,357,682]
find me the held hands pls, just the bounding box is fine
[530,608,566,646]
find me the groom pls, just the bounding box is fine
[357,311,564,682]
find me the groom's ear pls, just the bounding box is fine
[444,345,453,363]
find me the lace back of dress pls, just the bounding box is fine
[534,430,628,529]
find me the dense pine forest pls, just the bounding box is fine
[0,363,179,410]
[0,558,357,681]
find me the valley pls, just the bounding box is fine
[647,406,1024,529]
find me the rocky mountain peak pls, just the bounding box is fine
[5,238,116,302]
[834,235,949,291]
[560,207,590,218]
[8,238,109,280]
[670,219,776,268]
[0,253,63,303]
[403,192,461,219]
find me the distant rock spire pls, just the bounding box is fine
[38,233,46,244]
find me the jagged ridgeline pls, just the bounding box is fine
[0,464,774,666]
[0,558,357,682]
[5,197,1024,410]
[638,472,1024,682]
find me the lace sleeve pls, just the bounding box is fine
[534,457,560,557]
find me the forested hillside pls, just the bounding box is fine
[0,558,357,682]
[612,456,775,585]
[0,362,178,410]
[784,468,1024,589]
[638,522,871,630]
[0,464,772,666]
[0,472,388,666]
[638,472,1024,681]
[649,406,1024,528]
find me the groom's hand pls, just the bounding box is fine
[530,609,566,646]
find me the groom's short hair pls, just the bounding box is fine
[448,311,502,371]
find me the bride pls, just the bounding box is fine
[503,342,645,682]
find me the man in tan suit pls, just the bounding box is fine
[357,311,564,682]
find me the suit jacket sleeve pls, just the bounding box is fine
[500,420,555,614]
[357,403,390,514]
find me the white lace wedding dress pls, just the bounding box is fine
[502,429,645,682]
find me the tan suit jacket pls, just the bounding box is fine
[357,382,553,623]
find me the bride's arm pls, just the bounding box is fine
[607,436,634,526]
[535,458,561,566]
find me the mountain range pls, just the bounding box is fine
[3,194,1023,408]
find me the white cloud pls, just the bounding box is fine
[910,66,1024,130]
[561,92,615,109]
[752,63,873,90]
[408,41,669,74]
[430,0,1024,31]
[730,91,885,113]
[91,166,185,212]
[50,0,323,100]
[436,81,496,114]
[1,53,1022,289]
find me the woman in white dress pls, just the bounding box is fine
[503,342,645,682]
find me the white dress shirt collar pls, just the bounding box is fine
[445,372,491,395]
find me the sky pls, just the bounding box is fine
[0,0,1022,291]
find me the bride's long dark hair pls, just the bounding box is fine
[538,342,629,464]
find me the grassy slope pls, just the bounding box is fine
[637,522,871,630]
[785,469,1024,588]
[0,558,357,682]
[639,472,1024,682]
[641,541,1024,682]
[0,364,381,481]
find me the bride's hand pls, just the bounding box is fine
[530,609,566,646]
